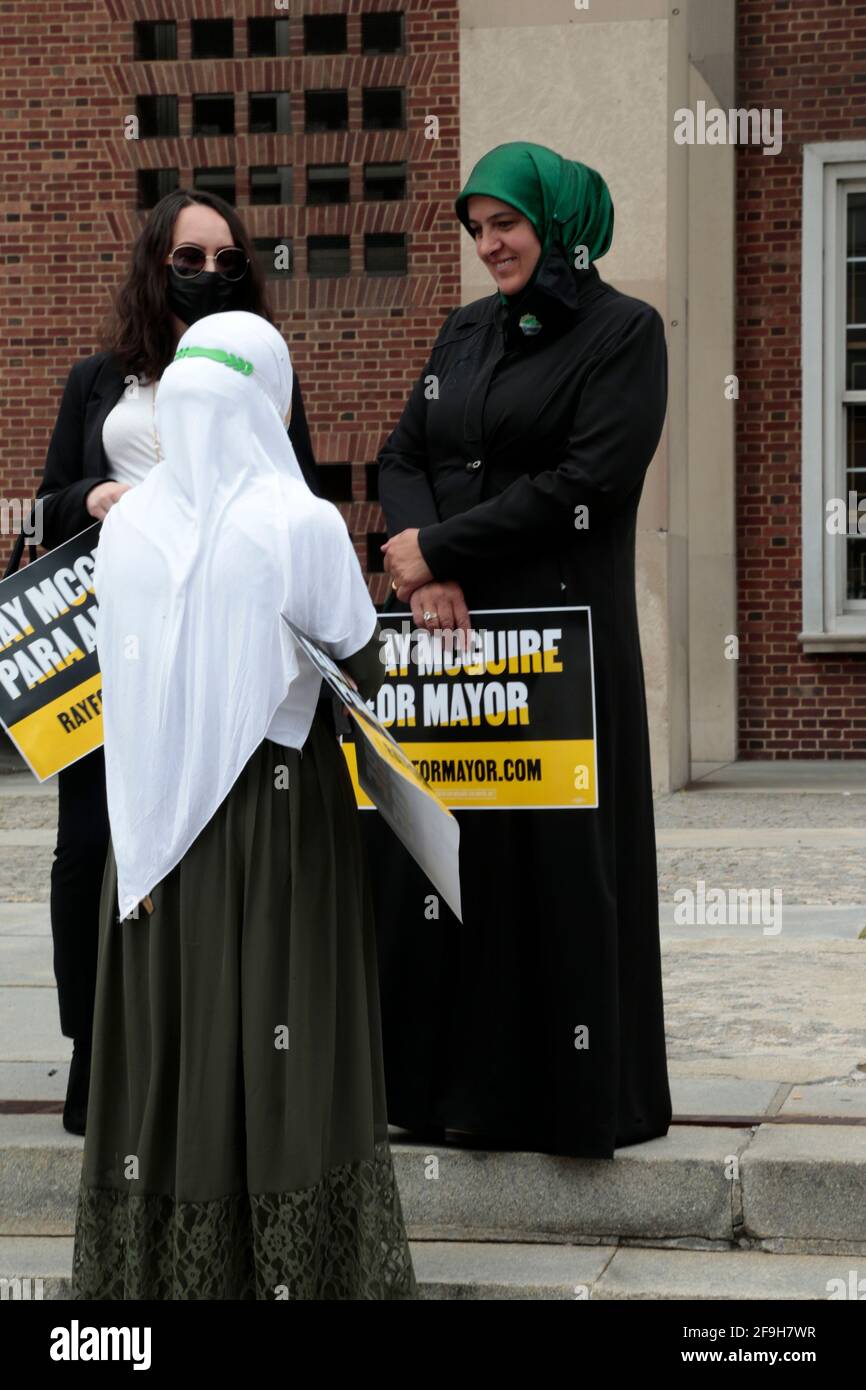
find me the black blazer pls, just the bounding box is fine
[36,350,321,551]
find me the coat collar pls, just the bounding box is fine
[85,351,129,403]
[496,241,606,350]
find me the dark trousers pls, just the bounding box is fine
[50,746,110,1042]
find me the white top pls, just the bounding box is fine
[100,370,326,750]
[102,379,163,487]
[94,311,377,918]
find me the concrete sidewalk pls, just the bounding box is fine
[4,769,864,1097]
[1,758,865,1299]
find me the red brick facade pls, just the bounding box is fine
[737,0,866,756]
[1,0,460,604]
[12,0,856,760]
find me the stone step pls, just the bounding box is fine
[0,1236,859,1301]
[3,1116,865,1255]
[3,1064,865,1119]
[392,1129,866,1255]
[412,1242,864,1301]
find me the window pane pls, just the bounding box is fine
[846,530,866,600]
[846,327,866,390]
[847,264,866,329]
[846,404,866,600]
[361,13,404,55]
[305,90,349,132]
[134,21,177,61]
[248,18,289,57]
[136,95,178,138]
[848,191,866,256]
[362,87,404,130]
[364,161,406,200]
[249,93,291,135]
[308,236,350,277]
[192,95,235,137]
[137,168,179,209]
[252,237,293,278]
[306,164,350,205]
[193,167,236,203]
[846,191,866,389]
[318,464,353,502]
[364,232,407,275]
[303,15,347,53]
[250,166,293,205]
[191,20,234,59]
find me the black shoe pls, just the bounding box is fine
[63,1040,91,1136]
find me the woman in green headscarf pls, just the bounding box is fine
[456,139,615,299]
[369,142,672,1159]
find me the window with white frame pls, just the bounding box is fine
[801,143,866,649]
[844,189,866,604]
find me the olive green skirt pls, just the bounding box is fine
[71,707,417,1300]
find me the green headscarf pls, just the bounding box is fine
[455,141,614,303]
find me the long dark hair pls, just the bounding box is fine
[100,189,274,381]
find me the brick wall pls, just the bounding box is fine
[0,0,461,604]
[737,0,866,756]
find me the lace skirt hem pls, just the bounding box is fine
[71,1141,418,1301]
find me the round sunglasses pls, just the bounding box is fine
[168,243,250,282]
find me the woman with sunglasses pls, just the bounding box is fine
[35,190,323,1136]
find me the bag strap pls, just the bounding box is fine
[4,532,30,579]
[4,496,50,578]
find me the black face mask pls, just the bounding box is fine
[165,267,245,326]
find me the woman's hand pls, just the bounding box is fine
[86,481,132,521]
[381,528,433,600]
[410,581,471,635]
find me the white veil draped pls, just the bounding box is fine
[94,311,377,919]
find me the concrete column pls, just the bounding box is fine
[458,0,699,791]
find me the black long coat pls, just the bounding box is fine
[35,351,320,550]
[366,241,672,1159]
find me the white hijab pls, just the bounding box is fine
[94,310,377,920]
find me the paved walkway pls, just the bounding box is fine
[0,760,864,1116]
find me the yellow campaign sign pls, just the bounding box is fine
[346,704,452,810]
[10,671,103,781]
[343,607,599,812]
[0,524,103,781]
[282,614,462,918]
[342,737,597,809]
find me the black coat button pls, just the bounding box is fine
[466,458,482,471]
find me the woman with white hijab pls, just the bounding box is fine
[70,311,417,1301]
